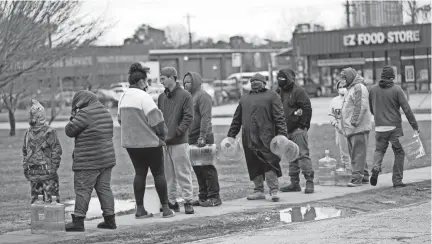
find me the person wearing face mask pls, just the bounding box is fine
[339,67,372,187]
[329,81,351,170]
[369,66,419,188]
[227,73,288,202]
[158,67,195,214]
[117,63,175,219]
[183,72,222,207]
[276,68,314,194]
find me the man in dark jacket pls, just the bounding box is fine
[227,73,288,202]
[277,68,314,194]
[65,90,116,232]
[369,66,420,188]
[183,72,222,207]
[158,67,195,214]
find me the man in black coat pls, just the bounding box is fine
[277,68,314,194]
[227,73,288,202]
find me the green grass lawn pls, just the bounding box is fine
[0,121,430,234]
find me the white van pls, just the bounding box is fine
[227,71,278,93]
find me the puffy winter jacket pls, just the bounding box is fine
[65,90,116,171]
[340,68,372,137]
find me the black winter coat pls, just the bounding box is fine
[227,89,287,180]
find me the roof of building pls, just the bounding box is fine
[149,48,279,55]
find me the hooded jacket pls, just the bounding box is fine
[277,69,312,133]
[65,90,116,171]
[158,83,193,145]
[183,72,213,144]
[340,68,372,137]
[22,100,62,182]
[369,79,418,131]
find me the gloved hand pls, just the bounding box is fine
[294,108,303,116]
[197,137,206,148]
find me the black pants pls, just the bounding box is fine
[126,147,168,206]
[190,133,220,200]
[193,165,220,200]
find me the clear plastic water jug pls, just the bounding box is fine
[44,196,65,234]
[31,195,45,234]
[220,137,243,161]
[270,135,299,162]
[189,144,217,166]
[317,150,337,186]
[334,168,352,186]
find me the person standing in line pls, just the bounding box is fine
[64,90,116,231]
[277,68,314,194]
[22,100,62,204]
[183,71,222,207]
[329,81,351,170]
[118,63,174,218]
[158,67,195,214]
[339,67,372,187]
[227,73,288,202]
[369,66,420,187]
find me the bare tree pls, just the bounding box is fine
[405,0,431,24]
[0,1,106,136]
[164,24,189,48]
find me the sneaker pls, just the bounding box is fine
[393,183,407,188]
[168,202,180,212]
[280,183,301,192]
[347,181,362,187]
[246,192,266,200]
[370,170,379,186]
[192,199,207,206]
[200,197,222,207]
[362,177,370,184]
[162,209,175,218]
[270,192,280,202]
[184,201,195,214]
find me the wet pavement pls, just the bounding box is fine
[279,205,356,223]
[63,186,160,218]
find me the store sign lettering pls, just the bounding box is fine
[343,30,421,46]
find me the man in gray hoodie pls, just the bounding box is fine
[369,66,419,188]
[183,72,222,207]
[158,67,195,214]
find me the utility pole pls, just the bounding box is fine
[185,13,194,49]
[345,0,351,28]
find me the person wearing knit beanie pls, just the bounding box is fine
[368,65,419,188]
[227,73,288,202]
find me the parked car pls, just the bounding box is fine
[147,83,164,103]
[297,78,323,97]
[110,82,129,101]
[213,79,241,100]
[96,89,118,108]
[202,83,217,105]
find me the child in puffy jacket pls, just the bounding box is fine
[22,100,62,203]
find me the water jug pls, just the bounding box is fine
[31,195,45,234]
[44,196,65,234]
[220,137,243,162]
[334,168,352,186]
[189,144,217,166]
[317,150,337,186]
[270,135,299,162]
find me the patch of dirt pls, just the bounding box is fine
[52,180,430,244]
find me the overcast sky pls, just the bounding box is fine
[80,0,430,46]
[81,0,348,45]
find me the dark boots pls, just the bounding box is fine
[184,201,195,214]
[304,172,314,194]
[65,214,85,232]
[280,174,301,192]
[97,215,117,229]
[280,173,314,194]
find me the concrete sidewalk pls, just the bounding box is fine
[1,166,430,244]
[187,201,431,244]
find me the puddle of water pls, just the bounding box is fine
[279,205,353,223]
[64,186,160,218]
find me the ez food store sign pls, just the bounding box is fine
[343,30,420,46]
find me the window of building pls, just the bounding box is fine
[414,48,429,91]
[401,49,415,90]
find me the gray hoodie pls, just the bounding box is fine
[183,72,213,144]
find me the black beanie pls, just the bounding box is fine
[250,73,266,84]
[381,66,395,80]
